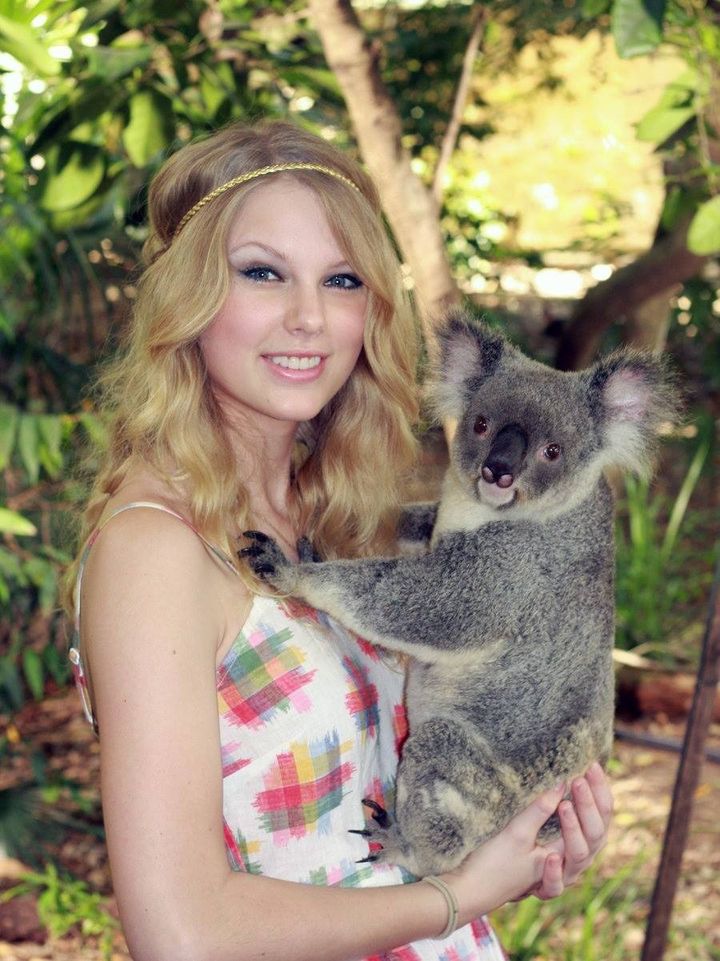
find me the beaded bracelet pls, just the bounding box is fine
[422,875,460,939]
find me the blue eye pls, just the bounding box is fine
[326,273,363,290]
[242,265,280,282]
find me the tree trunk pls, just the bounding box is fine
[308,0,462,357]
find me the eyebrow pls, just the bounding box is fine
[228,241,352,272]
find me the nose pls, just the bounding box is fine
[482,423,527,488]
[285,282,325,336]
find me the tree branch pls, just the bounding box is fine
[554,220,707,370]
[432,6,486,203]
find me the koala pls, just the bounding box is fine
[242,312,677,878]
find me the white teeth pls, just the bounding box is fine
[268,355,322,370]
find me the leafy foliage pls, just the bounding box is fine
[614,424,715,664]
[0,0,715,704]
[1,863,118,959]
[598,0,720,254]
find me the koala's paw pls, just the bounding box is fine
[239,531,295,591]
[351,799,409,868]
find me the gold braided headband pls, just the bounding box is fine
[173,162,363,237]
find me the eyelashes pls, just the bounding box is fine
[239,265,363,289]
[241,266,279,282]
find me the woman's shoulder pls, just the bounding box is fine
[87,473,222,584]
[96,468,188,526]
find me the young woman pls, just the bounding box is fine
[67,119,612,961]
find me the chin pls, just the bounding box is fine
[476,479,518,510]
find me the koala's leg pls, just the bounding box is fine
[242,533,491,662]
[365,717,521,876]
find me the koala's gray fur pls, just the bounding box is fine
[243,312,678,878]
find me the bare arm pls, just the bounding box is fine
[82,513,608,961]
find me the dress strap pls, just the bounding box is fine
[69,500,239,735]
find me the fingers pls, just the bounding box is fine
[572,763,613,851]
[508,782,566,841]
[586,761,614,828]
[558,762,614,885]
[533,851,564,901]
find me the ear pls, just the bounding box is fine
[586,351,680,476]
[429,311,507,418]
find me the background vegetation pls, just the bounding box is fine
[0,0,718,958]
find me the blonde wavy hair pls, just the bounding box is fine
[65,119,419,605]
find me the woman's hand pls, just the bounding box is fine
[442,763,613,924]
[441,782,566,923]
[530,761,614,901]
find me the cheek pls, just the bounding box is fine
[200,296,259,355]
[529,461,567,495]
[344,296,369,353]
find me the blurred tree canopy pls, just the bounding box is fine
[0,0,718,711]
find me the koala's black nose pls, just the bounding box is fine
[482,423,527,488]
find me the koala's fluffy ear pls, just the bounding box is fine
[586,352,680,476]
[430,311,507,419]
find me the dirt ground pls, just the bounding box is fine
[1,688,719,961]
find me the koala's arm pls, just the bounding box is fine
[396,502,438,554]
[242,531,513,663]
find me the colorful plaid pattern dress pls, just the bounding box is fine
[71,503,506,961]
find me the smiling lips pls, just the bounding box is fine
[263,353,326,380]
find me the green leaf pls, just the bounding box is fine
[22,649,44,701]
[611,0,666,57]
[0,405,18,471]
[43,644,70,686]
[0,547,24,581]
[660,185,686,231]
[78,412,108,449]
[80,0,123,29]
[0,508,36,537]
[278,65,342,98]
[635,74,696,143]
[0,659,25,712]
[687,195,720,255]
[636,104,695,143]
[0,13,61,76]
[122,90,174,168]
[83,44,152,83]
[39,143,106,213]
[17,415,39,484]
[581,0,612,14]
[37,415,63,479]
[37,565,57,614]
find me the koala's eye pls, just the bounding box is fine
[473,416,488,436]
[543,443,562,461]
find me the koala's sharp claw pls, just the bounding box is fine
[238,545,263,557]
[356,855,380,864]
[348,828,372,837]
[362,798,391,828]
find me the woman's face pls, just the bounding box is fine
[199,177,368,434]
